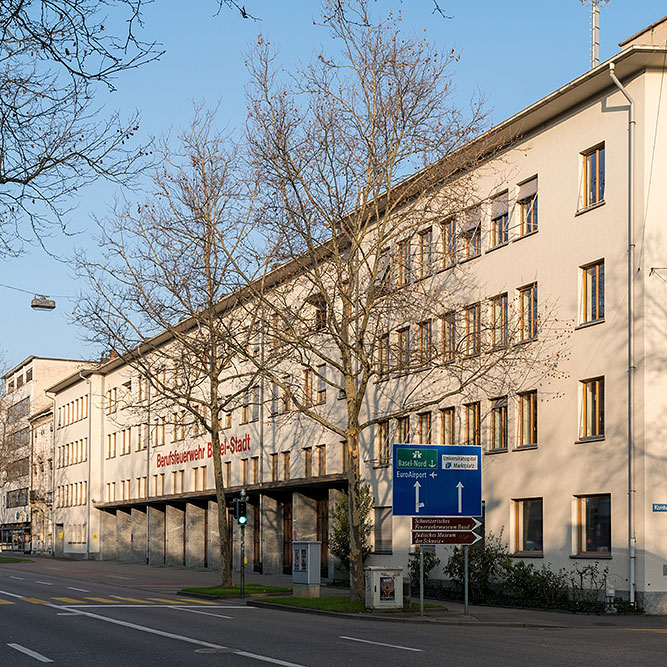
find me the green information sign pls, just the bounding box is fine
[395,447,438,469]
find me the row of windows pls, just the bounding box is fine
[5,367,32,394]
[106,427,138,459]
[376,378,605,462]
[57,395,89,428]
[6,457,29,481]
[56,482,87,508]
[6,487,28,508]
[57,438,88,468]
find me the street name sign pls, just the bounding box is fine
[392,444,482,517]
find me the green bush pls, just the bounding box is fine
[408,550,441,590]
[329,485,373,573]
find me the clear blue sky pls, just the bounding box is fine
[0,0,662,368]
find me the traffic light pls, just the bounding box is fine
[235,499,247,525]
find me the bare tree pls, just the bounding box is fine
[238,0,566,601]
[74,108,260,585]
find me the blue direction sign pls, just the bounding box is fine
[392,444,482,517]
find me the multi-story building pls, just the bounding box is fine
[40,17,667,612]
[0,357,87,552]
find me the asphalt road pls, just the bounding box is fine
[1,563,667,666]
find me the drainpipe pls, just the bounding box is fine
[609,62,636,606]
[78,371,93,560]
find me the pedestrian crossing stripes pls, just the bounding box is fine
[0,595,226,606]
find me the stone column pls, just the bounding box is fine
[116,509,131,561]
[207,500,221,571]
[130,507,147,564]
[100,510,116,561]
[293,492,317,541]
[148,505,165,565]
[328,489,343,580]
[261,495,282,574]
[186,502,206,569]
[165,504,185,567]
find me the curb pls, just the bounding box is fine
[246,600,568,628]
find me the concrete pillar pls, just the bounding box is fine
[186,502,206,569]
[262,495,282,575]
[329,489,344,579]
[207,500,221,571]
[165,504,185,567]
[116,509,131,561]
[100,511,116,561]
[293,492,317,541]
[148,505,165,565]
[130,507,147,564]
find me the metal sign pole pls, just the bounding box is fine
[463,545,469,615]
[241,522,246,599]
[419,549,424,616]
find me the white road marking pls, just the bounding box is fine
[7,643,54,663]
[50,604,304,666]
[108,575,132,580]
[339,636,423,652]
[36,581,54,586]
[56,613,80,616]
[170,606,233,620]
[67,586,89,592]
[10,576,24,580]
[0,590,23,598]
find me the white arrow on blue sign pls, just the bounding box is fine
[392,444,482,517]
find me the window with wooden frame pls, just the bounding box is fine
[491,293,508,348]
[282,451,291,481]
[580,376,604,439]
[519,282,538,341]
[491,396,508,451]
[491,192,509,247]
[377,421,390,465]
[518,390,538,447]
[581,144,605,209]
[514,498,543,553]
[418,412,432,444]
[378,334,390,377]
[271,453,279,481]
[252,457,259,484]
[440,407,455,445]
[517,177,538,236]
[241,458,249,486]
[442,312,456,362]
[418,320,432,365]
[303,447,313,477]
[418,227,432,278]
[241,391,250,424]
[316,365,327,404]
[313,300,327,331]
[441,218,456,268]
[581,260,604,324]
[460,206,481,259]
[464,402,480,446]
[576,494,611,554]
[397,327,410,370]
[340,441,348,473]
[464,303,481,356]
[397,239,411,287]
[397,416,410,444]
[225,411,232,429]
[224,461,231,487]
[317,444,326,476]
[375,247,391,293]
[303,368,313,407]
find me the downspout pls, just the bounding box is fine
[609,62,636,606]
[78,371,93,560]
[45,389,57,556]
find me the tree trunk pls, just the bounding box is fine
[347,430,365,602]
[210,424,233,587]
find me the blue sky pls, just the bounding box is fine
[0,0,662,368]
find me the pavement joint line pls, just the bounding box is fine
[340,636,423,652]
[7,643,53,663]
[43,602,305,667]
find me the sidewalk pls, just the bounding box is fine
[6,555,667,629]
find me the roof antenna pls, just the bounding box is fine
[581,0,609,69]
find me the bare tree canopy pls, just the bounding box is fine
[0,0,162,257]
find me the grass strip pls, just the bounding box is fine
[0,557,30,563]
[256,596,444,613]
[181,584,292,597]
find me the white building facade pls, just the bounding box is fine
[40,19,667,613]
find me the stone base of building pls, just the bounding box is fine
[637,591,667,615]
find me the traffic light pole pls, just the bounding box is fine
[240,521,246,599]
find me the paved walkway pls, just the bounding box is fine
[4,554,667,629]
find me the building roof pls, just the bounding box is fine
[2,355,91,381]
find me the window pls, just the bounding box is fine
[464,303,481,356]
[252,457,259,484]
[491,293,508,348]
[313,300,327,331]
[374,507,392,554]
[491,397,508,450]
[460,206,481,259]
[378,334,390,377]
[317,445,326,476]
[491,192,509,247]
[25,368,32,382]
[303,368,313,407]
[442,218,456,268]
[518,390,538,447]
[304,447,313,477]
[271,383,280,415]
[397,239,411,287]
[581,260,604,324]
[340,441,348,473]
[514,498,543,553]
[377,421,390,465]
[418,412,431,444]
[519,283,538,341]
[282,451,291,481]
[173,411,185,441]
[225,411,232,429]
[580,377,604,439]
[418,320,432,365]
[241,458,249,486]
[6,487,28,507]
[316,364,327,403]
[397,327,410,370]
[418,228,432,278]
[375,247,391,293]
[271,453,279,482]
[241,391,250,424]
[440,407,455,445]
[442,312,456,362]
[464,402,480,446]
[576,494,611,554]
[224,461,231,487]
[397,416,410,444]
[582,144,605,208]
[16,374,23,389]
